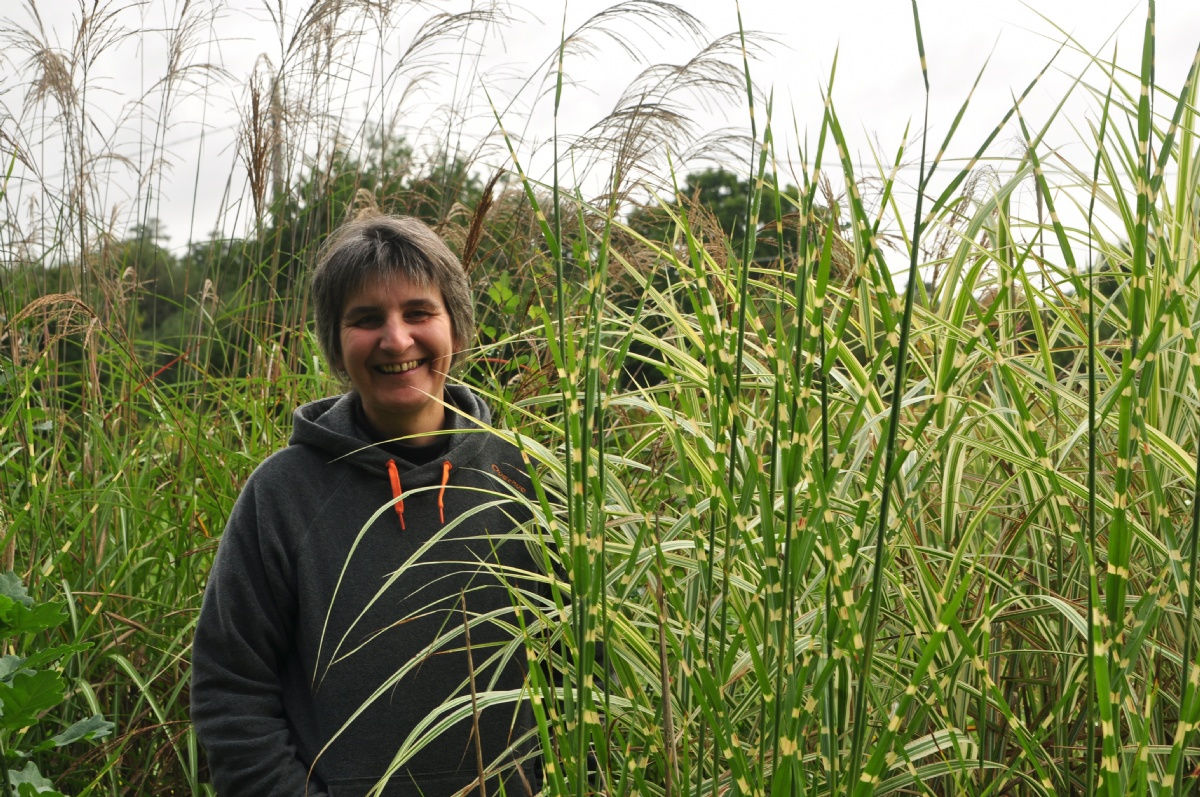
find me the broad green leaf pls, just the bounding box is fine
[0,670,65,730]
[8,761,64,796]
[0,598,66,639]
[49,714,115,747]
[0,655,25,681]
[14,644,89,677]
[0,574,33,608]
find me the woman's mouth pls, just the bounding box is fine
[375,359,424,374]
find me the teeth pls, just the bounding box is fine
[377,360,422,374]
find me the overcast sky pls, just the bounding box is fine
[4,0,1198,253]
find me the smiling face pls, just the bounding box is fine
[335,273,456,442]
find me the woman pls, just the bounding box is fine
[191,214,540,796]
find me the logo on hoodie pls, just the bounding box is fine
[491,463,529,494]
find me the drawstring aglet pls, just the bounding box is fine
[386,459,406,530]
[438,460,451,524]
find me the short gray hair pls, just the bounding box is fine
[311,213,475,371]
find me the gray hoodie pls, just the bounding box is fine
[191,386,540,796]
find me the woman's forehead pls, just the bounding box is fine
[342,271,444,308]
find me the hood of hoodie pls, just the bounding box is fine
[290,384,492,489]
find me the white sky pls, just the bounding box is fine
[2,0,1198,255]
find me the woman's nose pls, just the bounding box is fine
[379,316,412,350]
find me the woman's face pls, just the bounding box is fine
[336,273,456,441]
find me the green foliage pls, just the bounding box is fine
[0,574,112,797]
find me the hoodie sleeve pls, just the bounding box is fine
[191,470,327,797]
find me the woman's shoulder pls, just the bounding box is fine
[241,436,359,500]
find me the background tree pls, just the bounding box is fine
[627,167,845,263]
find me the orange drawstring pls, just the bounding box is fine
[438,460,452,524]
[386,459,406,530]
